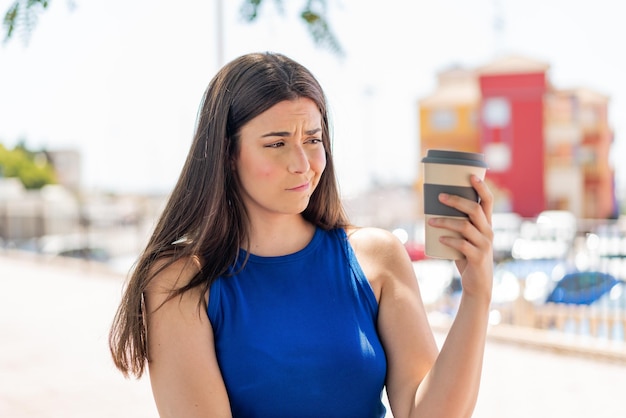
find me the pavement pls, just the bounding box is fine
[2,251,626,418]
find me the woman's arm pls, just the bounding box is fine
[144,258,232,418]
[409,174,493,417]
[354,175,494,418]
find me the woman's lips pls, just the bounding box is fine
[288,182,310,192]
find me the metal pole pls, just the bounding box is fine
[216,0,224,67]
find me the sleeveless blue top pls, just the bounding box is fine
[208,228,387,418]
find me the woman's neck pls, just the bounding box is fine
[244,215,316,257]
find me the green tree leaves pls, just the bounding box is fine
[0,142,57,189]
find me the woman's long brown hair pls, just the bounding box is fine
[108,52,350,378]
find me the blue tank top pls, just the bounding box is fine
[208,227,387,418]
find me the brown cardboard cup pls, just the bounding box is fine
[422,150,488,260]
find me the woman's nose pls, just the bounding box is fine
[287,145,311,174]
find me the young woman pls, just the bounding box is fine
[109,52,494,418]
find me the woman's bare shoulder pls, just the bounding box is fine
[346,226,406,257]
[145,255,203,294]
[345,226,413,297]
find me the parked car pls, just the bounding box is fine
[57,246,110,262]
[492,258,573,304]
[546,271,622,305]
[37,233,111,263]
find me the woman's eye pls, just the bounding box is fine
[307,138,323,144]
[265,142,285,148]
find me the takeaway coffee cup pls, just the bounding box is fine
[421,149,488,260]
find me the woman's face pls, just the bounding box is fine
[234,98,326,220]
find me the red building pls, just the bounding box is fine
[478,56,550,217]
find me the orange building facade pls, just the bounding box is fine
[418,55,617,219]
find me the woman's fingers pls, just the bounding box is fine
[431,215,489,259]
[431,176,494,256]
[472,175,494,225]
[437,176,493,230]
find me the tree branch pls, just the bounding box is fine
[2,0,50,44]
[2,0,343,57]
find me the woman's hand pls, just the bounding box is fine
[427,175,494,302]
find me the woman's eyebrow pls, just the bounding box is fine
[261,131,290,138]
[261,128,322,138]
[306,128,322,135]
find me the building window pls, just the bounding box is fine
[483,97,511,128]
[484,142,512,172]
[430,109,457,131]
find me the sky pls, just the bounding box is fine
[1,0,625,198]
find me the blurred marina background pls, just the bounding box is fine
[1,0,626,417]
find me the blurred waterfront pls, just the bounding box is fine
[2,182,626,342]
